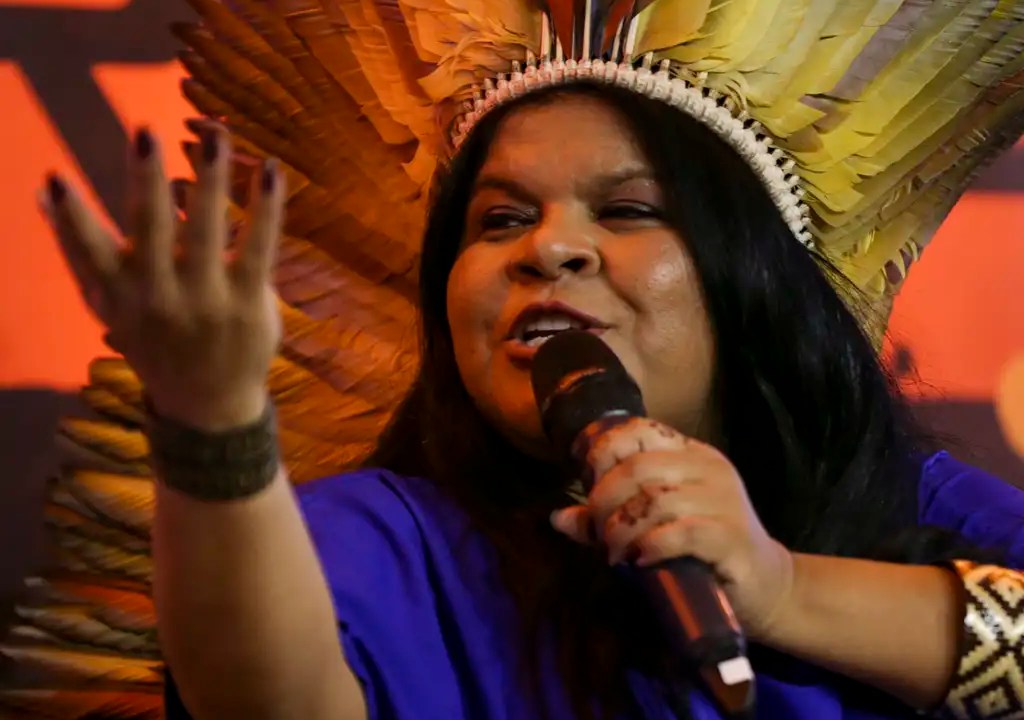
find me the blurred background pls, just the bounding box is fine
[0,0,1022,635]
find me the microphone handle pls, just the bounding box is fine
[637,556,756,718]
[634,555,745,666]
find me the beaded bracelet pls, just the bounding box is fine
[145,399,280,501]
[943,561,1024,719]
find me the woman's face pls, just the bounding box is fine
[446,95,716,455]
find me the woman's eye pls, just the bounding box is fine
[479,210,535,233]
[598,203,662,221]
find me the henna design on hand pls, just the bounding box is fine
[615,483,675,526]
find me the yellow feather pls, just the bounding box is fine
[180,2,423,202]
[417,20,534,102]
[740,0,835,105]
[282,0,417,144]
[801,0,1001,171]
[277,300,417,403]
[844,7,1024,172]
[275,233,418,344]
[13,605,155,656]
[755,1,903,135]
[818,76,1024,251]
[45,505,150,555]
[53,435,148,478]
[48,551,147,587]
[634,0,711,55]
[0,644,162,686]
[22,578,156,634]
[57,420,148,467]
[733,0,811,71]
[805,48,1024,229]
[0,689,162,720]
[77,387,143,426]
[59,472,155,535]
[659,0,786,71]
[397,0,464,60]
[323,0,436,139]
[86,360,142,407]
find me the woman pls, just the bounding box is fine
[40,72,1024,719]
[44,75,1024,716]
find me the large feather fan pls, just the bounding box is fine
[3,0,1024,717]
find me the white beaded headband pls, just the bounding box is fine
[451,12,814,247]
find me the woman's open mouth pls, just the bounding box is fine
[503,302,610,360]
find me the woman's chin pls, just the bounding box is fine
[491,407,557,461]
[514,435,560,463]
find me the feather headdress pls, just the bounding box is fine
[3,1,1024,717]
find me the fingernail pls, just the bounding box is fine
[46,174,67,205]
[260,158,277,194]
[170,180,189,210]
[549,508,568,531]
[134,127,153,160]
[202,128,219,164]
[184,118,209,134]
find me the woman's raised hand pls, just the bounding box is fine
[40,125,284,432]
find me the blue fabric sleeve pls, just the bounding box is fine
[162,470,496,720]
[296,469,470,720]
[917,451,1024,568]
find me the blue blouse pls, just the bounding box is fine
[167,451,1024,719]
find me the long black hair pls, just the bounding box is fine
[366,82,988,719]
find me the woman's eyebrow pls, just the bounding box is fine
[587,167,657,196]
[470,175,538,204]
[470,167,656,204]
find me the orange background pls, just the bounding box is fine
[0,0,1022,473]
[0,59,192,385]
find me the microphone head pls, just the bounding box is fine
[530,330,645,457]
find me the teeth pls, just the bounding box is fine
[517,313,585,341]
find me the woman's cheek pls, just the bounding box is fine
[609,244,690,349]
[448,249,509,365]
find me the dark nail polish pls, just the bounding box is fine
[135,128,153,160]
[623,544,642,564]
[47,174,67,204]
[202,129,219,164]
[171,180,189,211]
[229,220,244,245]
[260,159,277,194]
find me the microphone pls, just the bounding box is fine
[531,330,755,717]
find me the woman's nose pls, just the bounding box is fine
[507,214,601,282]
